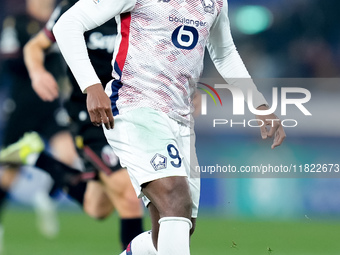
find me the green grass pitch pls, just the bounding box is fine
[1,209,340,255]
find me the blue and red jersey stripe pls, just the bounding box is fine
[110,12,132,116]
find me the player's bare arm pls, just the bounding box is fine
[24,31,59,102]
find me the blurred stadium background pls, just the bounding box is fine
[0,0,340,254]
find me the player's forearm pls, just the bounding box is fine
[23,33,49,79]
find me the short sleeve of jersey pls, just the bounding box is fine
[43,0,75,42]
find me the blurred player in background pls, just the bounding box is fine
[53,0,286,254]
[0,0,77,240]
[0,0,144,250]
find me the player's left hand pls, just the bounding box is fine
[31,69,59,101]
[86,83,114,130]
[255,105,286,149]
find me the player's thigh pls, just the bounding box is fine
[83,180,114,219]
[99,170,143,218]
[99,168,131,195]
[49,130,78,166]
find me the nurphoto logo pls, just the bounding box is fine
[197,83,312,128]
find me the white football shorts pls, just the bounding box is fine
[103,107,200,217]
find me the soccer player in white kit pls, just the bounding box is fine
[53,0,286,254]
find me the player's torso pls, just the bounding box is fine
[117,0,221,76]
[111,0,223,124]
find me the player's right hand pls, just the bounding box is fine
[86,83,114,130]
[31,69,59,101]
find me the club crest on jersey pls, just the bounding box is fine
[150,154,167,171]
[201,0,215,14]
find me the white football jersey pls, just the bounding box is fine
[106,0,223,125]
[53,0,268,127]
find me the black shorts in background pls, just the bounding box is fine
[66,101,122,175]
[2,84,68,147]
